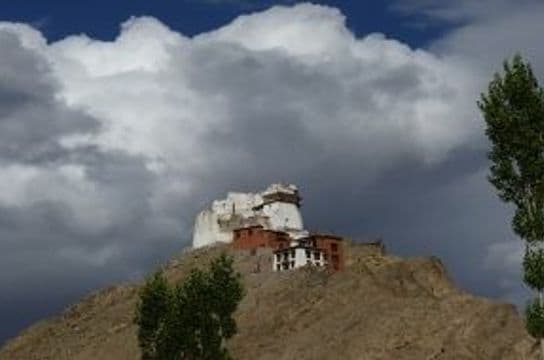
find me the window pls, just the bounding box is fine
[291,250,295,258]
[276,254,281,261]
[276,264,281,271]
[313,252,320,260]
[323,253,328,261]
[290,261,295,268]
[331,243,338,252]
[305,250,311,258]
[283,253,289,261]
[283,263,289,270]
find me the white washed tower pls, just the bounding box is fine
[191,183,307,248]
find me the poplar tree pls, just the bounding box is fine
[135,271,171,360]
[134,253,244,360]
[479,54,544,358]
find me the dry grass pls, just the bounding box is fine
[0,243,538,360]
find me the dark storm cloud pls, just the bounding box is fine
[0,31,98,164]
[0,152,182,346]
[0,26,180,344]
[181,39,458,181]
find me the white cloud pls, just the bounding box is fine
[403,0,544,303]
[40,3,480,174]
[0,1,490,285]
[197,4,352,58]
[0,4,487,254]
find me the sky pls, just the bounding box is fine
[1,0,544,345]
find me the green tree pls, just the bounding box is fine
[135,271,172,360]
[479,54,544,358]
[134,253,244,360]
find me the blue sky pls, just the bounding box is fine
[1,0,544,348]
[0,0,449,47]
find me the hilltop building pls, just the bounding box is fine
[192,183,306,248]
[192,183,344,271]
[272,234,344,271]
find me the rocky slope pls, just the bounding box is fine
[0,242,539,359]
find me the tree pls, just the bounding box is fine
[134,253,244,360]
[479,54,544,358]
[135,271,172,360]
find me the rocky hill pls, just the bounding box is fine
[0,242,539,359]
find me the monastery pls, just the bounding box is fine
[192,183,344,271]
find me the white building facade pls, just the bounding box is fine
[192,183,307,248]
[273,239,327,272]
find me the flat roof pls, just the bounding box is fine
[273,245,324,254]
[232,225,264,231]
[233,226,292,237]
[310,233,343,240]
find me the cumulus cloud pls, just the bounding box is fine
[396,0,544,305]
[0,30,97,164]
[0,1,540,342]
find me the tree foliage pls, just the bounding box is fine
[479,54,544,242]
[135,271,171,360]
[526,298,544,339]
[480,54,544,352]
[134,253,244,360]
[524,245,544,291]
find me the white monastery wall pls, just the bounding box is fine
[192,183,306,248]
[261,202,303,233]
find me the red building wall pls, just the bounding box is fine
[312,234,344,271]
[231,227,344,271]
[232,226,290,251]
